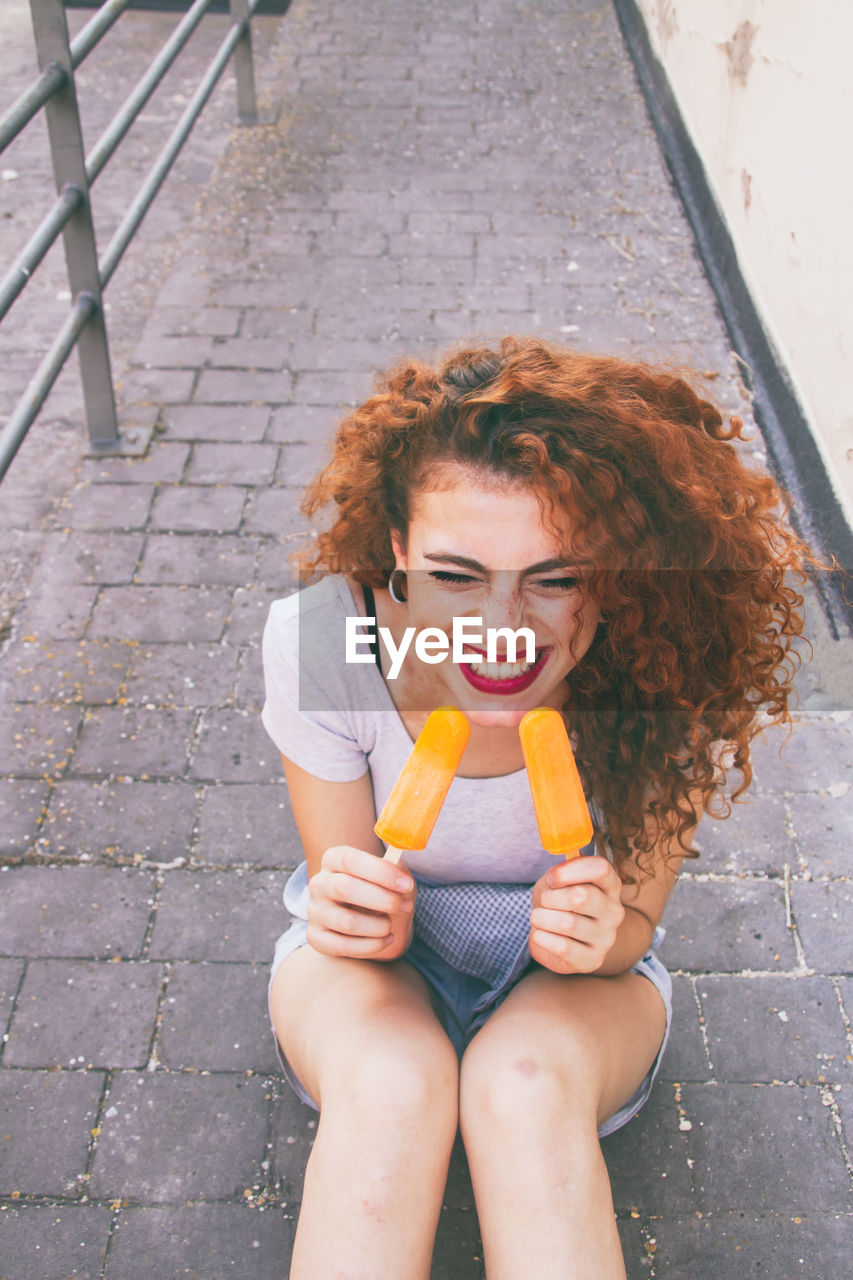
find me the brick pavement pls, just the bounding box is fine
[1,1,851,1277]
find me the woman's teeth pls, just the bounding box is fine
[467,653,538,680]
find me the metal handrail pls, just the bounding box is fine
[0,61,66,154]
[1,294,97,470]
[69,0,133,68]
[85,0,214,185]
[0,0,262,481]
[100,15,249,289]
[0,184,83,322]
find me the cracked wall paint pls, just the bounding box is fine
[636,0,853,526]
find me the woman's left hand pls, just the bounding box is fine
[529,856,625,974]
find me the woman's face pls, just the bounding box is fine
[390,467,601,727]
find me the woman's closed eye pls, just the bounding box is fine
[534,575,580,591]
[428,570,480,585]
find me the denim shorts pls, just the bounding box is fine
[269,862,672,1139]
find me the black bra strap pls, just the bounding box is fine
[361,584,382,670]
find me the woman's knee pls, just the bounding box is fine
[324,1018,460,1133]
[459,1020,600,1140]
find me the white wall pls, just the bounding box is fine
[636,0,853,526]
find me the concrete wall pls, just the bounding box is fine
[635,0,853,526]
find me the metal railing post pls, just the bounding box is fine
[229,0,258,124]
[28,0,120,451]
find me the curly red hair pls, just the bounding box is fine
[297,336,813,879]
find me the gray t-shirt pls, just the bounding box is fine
[261,576,593,886]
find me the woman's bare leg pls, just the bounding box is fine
[270,947,459,1280]
[459,969,667,1280]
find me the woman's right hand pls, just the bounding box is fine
[306,845,417,961]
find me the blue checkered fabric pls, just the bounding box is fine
[413,880,535,989]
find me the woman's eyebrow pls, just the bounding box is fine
[424,553,573,575]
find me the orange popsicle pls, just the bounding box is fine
[519,706,593,860]
[375,706,470,863]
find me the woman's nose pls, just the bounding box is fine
[480,574,525,632]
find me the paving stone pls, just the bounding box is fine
[195,781,300,867]
[124,642,240,707]
[241,488,311,536]
[697,975,853,1083]
[39,779,197,863]
[0,638,131,704]
[648,1212,853,1279]
[72,706,195,778]
[790,791,853,878]
[292,368,372,406]
[0,702,82,776]
[4,959,163,1069]
[0,957,24,1036]
[695,793,794,876]
[838,978,853,1031]
[0,484,60,530]
[78,440,190,485]
[0,779,50,858]
[0,1205,112,1280]
[89,1071,270,1201]
[18,583,97,640]
[141,306,241,339]
[148,868,287,963]
[235,645,266,710]
[430,1137,485,1280]
[223,587,285,647]
[750,721,853,794]
[102,1204,294,1280]
[194,369,292,404]
[137,533,259,586]
[241,307,312,342]
[286,336,387,372]
[162,403,271,442]
[602,1082,694,1214]
[89,585,231,641]
[0,865,155,958]
[40,530,145,585]
[118,366,196,404]
[255,539,301,591]
[659,975,711,1082]
[207,337,288,369]
[0,528,45,602]
[158,961,280,1072]
[150,483,246,532]
[190,709,280,783]
[132,335,214,368]
[214,278,313,310]
[618,1219,651,1280]
[59,483,154,531]
[837,1083,853,1150]
[269,1084,319,1198]
[275,441,331,488]
[187,442,280,486]
[266,403,339,441]
[791,881,853,974]
[659,878,798,973]
[680,1082,852,1212]
[0,1069,104,1196]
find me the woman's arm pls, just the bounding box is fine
[279,752,417,961]
[280,753,385,874]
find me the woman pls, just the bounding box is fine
[262,336,809,1278]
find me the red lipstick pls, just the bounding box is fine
[459,648,550,695]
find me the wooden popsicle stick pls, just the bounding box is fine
[383,845,406,864]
